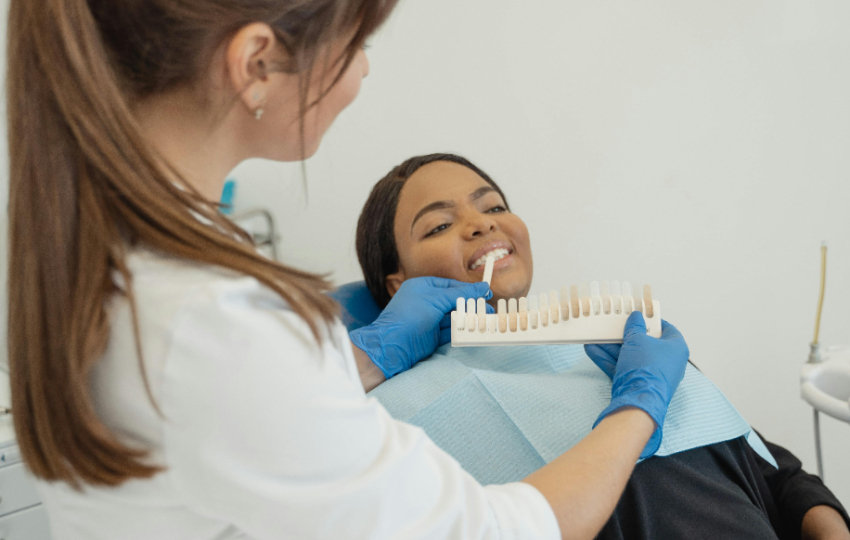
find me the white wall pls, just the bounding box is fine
[231,0,850,505]
[1,0,848,508]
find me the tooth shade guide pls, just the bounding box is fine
[518,297,528,331]
[580,283,591,317]
[497,299,507,333]
[538,293,549,327]
[455,298,466,330]
[570,285,580,318]
[467,298,477,332]
[559,287,570,321]
[482,254,496,286]
[590,281,602,316]
[643,284,654,318]
[600,281,611,315]
[487,314,497,334]
[611,281,622,313]
[621,282,633,314]
[548,290,560,324]
[451,283,662,346]
[528,295,539,329]
[477,298,487,333]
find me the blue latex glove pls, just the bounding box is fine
[585,312,690,458]
[350,277,492,379]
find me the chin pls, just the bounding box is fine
[488,280,532,305]
[264,137,322,162]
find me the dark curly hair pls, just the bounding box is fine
[356,153,509,308]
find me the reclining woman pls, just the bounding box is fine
[353,153,850,540]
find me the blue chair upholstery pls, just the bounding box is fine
[329,281,382,332]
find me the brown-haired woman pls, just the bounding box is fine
[8,1,690,539]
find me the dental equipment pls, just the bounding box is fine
[451,281,662,346]
[800,243,850,481]
[482,254,495,286]
[808,243,827,365]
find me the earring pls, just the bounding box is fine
[254,107,264,120]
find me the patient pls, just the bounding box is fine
[354,153,850,540]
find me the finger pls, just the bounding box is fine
[437,281,491,304]
[623,311,647,340]
[439,327,452,346]
[660,319,683,341]
[439,313,451,330]
[584,344,617,379]
[486,303,495,314]
[423,277,490,296]
[595,343,622,358]
[472,281,493,300]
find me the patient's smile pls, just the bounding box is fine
[469,246,512,270]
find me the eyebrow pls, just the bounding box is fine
[410,186,497,235]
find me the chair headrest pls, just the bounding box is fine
[329,281,382,332]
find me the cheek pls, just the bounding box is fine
[403,236,466,281]
[506,219,532,260]
[506,218,534,282]
[315,66,363,130]
[278,61,364,158]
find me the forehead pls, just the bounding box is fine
[396,161,494,221]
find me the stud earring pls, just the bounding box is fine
[254,107,264,120]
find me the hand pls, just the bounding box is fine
[589,312,690,458]
[584,343,619,379]
[349,277,491,379]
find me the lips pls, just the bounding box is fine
[468,240,514,270]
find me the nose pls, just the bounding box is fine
[462,212,498,240]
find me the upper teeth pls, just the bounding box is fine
[471,248,510,270]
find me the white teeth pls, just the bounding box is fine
[470,248,510,270]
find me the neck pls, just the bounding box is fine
[134,89,245,201]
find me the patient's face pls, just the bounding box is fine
[387,161,533,303]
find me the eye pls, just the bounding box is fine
[425,223,451,237]
[486,205,507,213]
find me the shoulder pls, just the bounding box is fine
[122,248,342,348]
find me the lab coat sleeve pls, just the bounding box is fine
[159,278,561,540]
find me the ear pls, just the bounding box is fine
[385,270,405,299]
[225,23,280,114]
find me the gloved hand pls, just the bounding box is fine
[350,277,492,379]
[585,312,690,458]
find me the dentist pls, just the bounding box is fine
[7,1,689,539]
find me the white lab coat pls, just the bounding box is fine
[34,249,560,540]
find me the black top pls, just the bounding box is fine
[596,435,850,540]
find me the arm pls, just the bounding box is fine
[524,407,655,540]
[802,506,850,540]
[754,430,850,540]
[351,342,385,392]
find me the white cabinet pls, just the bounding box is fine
[0,462,41,518]
[0,372,52,539]
[0,505,52,540]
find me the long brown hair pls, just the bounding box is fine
[356,153,509,308]
[7,0,397,487]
